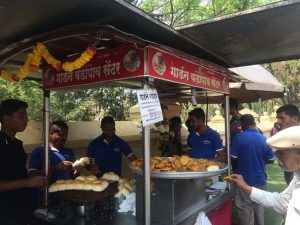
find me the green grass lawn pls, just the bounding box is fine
[264,161,286,225]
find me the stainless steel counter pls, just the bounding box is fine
[32,190,233,225]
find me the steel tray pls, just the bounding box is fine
[130,161,228,179]
[54,181,118,203]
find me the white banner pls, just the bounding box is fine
[136,89,163,127]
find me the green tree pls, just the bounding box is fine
[266,60,300,107]
[136,0,277,27]
[0,79,137,122]
[0,79,43,121]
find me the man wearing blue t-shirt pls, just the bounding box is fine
[187,108,224,160]
[231,114,275,225]
[29,120,76,209]
[87,116,137,177]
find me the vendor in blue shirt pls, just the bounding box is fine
[29,120,76,209]
[187,108,224,160]
[87,116,137,177]
[29,120,76,182]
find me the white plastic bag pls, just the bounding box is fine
[194,212,212,225]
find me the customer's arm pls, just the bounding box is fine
[0,176,46,192]
[227,174,288,215]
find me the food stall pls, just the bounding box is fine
[22,25,235,225]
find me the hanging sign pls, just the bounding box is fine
[137,89,163,126]
[147,46,230,94]
[43,45,144,90]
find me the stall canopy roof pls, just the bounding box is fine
[228,65,284,102]
[177,0,300,67]
[0,0,227,67]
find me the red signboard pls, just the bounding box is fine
[147,46,229,94]
[43,44,229,94]
[43,45,145,90]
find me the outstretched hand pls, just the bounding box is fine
[90,164,100,176]
[225,174,252,194]
[55,160,73,171]
[25,176,46,189]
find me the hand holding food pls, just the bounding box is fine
[224,174,252,194]
[54,160,73,172]
[73,157,90,168]
[90,164,100,175]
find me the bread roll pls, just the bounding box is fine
[81,157,90,165]
[91,180,109,192]
[75,175,86,181]
[207,165,220,172]
[73,160,81,167]
[121,187,130,197]
[124,182,134,192]
[102,172,120,182]
[86,175,97,181]
[114,190,123,198]
[49,183,59,192]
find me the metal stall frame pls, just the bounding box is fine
[40,29,234,225]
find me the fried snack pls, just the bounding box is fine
[155,162,166,169]
[207,160,218,166]
[172,158,182,169]
[198,158,208,164]
[223,176,230,181]
[130,156,223,173]
[179,155,190,166]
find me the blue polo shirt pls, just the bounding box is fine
[87,134,133,177]
[187,127,223,159]
[29,145,74,183]
[231,128,275,186]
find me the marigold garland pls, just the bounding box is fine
[0,43,96,83]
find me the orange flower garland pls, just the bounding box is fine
[0,43,96,82]
[62,45,96,72]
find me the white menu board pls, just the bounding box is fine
[136,89,163,126]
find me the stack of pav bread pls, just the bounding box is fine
[131,155,220,172]
[49,172,120,193]
[49,171,136,196]
[114,178,135,198]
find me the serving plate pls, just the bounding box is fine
[130,160,228,179]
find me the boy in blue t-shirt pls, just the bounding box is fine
[187,108,224,160]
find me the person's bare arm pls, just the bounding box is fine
[0,176,46,192]
[216,149,226,162]
[226,174,252,194]
[128,153,138,162]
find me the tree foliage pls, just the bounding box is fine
[0,80,137,122]
[1,0,298,122]
[136,0,277,27]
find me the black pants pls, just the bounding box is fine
[0,211,31,225]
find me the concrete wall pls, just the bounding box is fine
[18,121,162,179]
[17,110,274,179]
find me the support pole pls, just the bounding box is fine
[43,90,50,207]
[224,95,231,189]
[142,81,151,225]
